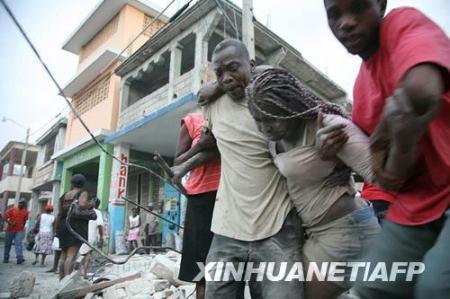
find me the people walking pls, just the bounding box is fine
[32,204,55,266]
[3,198,29,264]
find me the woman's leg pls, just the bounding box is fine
[33,253,39,265]
[64,245,81,277]
[41,254,47,266]
[59,249,67,280]
[196,283,205,299]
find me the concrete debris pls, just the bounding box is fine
[56,271,90,298]
[54,252,196,299]
[0,293,11,299]
[153,279,170,292]
[9,271,35,298]
[148,254,186,286]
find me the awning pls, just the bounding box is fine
[105,93,197,156]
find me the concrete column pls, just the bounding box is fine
[97,144,113,211]
[8,148,17,176]
[168,44,183,102]
[51,180,61,215]
[29,190,40,219]
[192,30,208,93]
[1,191,8,217]
[0,161,4,180]
[108,144,130,253]
[59,166,72,195]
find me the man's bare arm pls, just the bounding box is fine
[373,63,444,189]
[171,148,220,182]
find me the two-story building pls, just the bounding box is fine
[105,0,349,250]
[52,0,168,225]
[30,118,67,219]
[0,142,38,220]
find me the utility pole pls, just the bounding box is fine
[242,0,255,60]
[15,128,30,205]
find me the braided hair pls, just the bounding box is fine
[246,68,348,120]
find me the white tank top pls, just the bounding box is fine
[39,213,55,233]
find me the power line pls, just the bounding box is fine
[0,0,185,194]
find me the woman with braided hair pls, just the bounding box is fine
[246,68,380,299]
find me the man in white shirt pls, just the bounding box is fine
[79,198,104,278]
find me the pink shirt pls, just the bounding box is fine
[182,113,221,195]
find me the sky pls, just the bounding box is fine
[0,0,449,149]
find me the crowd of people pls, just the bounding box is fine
[172,1,450,299]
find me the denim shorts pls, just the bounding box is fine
[303,199,381,289]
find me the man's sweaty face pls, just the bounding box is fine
[212,46,252,100]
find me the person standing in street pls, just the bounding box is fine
[55,174,93,279]
[171,112,221,299]
[127,208,141,252]
[3,198,29,264]
[78,197,104,278]
[144,203,159,253]
[32,204,55,266]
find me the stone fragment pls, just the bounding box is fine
[153,279,170,292]
[9,271,35,298]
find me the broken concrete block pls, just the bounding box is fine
[102,273,154,299]
[9,271,35,298]
[102,285,127,299]
[149,255,180,284]
[152,289,173,299]
[153,279,170,292]
[0,293,11,299]
[57,271,90,298]
[177,285,196,299]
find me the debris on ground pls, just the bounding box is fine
[9,271,36,298]
[53,251,196,299]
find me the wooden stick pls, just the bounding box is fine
[57,273,141,299]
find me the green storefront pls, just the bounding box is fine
[59,141,113,210]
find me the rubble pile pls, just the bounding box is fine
[55,251,196,299]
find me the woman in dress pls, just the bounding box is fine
[32,204,55,266]
[246,68,381,299]
[55,174,92,280]
[127,208,141,252]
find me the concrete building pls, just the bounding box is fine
[30,118,67,219]
[52,0,168,227]
[105,0,348,251]
[0,142,39,217]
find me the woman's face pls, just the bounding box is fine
[249,104,297,141]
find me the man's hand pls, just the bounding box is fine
[197,81,223,106]
[370,88,435,191]
[315,112,349,160]
[170,164,188,185]
[198,129,217,150]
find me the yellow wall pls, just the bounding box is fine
[65,4,166,147]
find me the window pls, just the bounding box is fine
[127,51,171,106]
[179,34,196,75]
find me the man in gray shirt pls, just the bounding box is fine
[173,39,303,299]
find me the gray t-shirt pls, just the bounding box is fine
[204,94,292,241]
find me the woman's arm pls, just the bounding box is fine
[77,191,91,209]
[319,114,376,184]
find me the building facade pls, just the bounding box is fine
[51,0,167,248]
[105,0,349,251]
[30,118,67,219]
[0,141,38,226]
